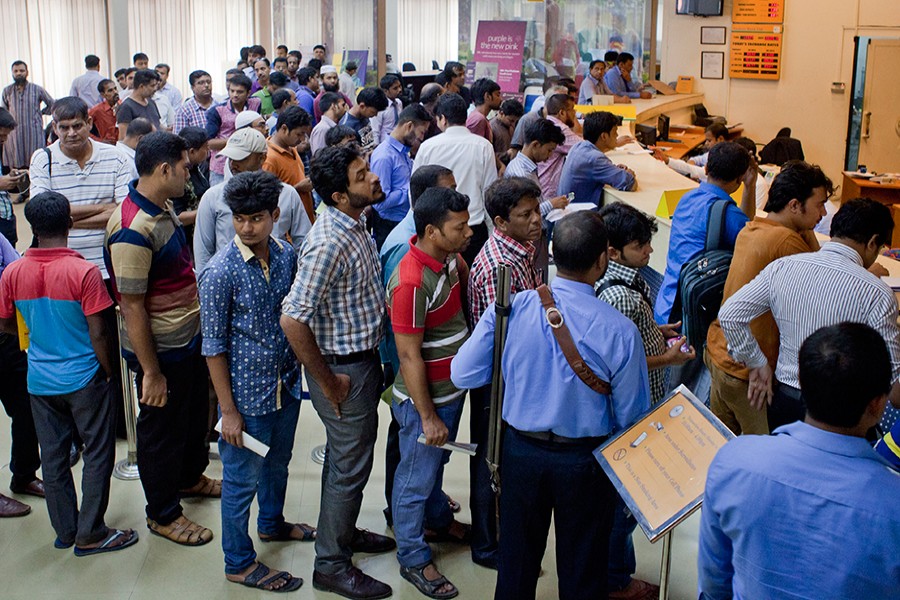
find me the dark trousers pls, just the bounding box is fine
[469,385,498,562]
[0,332,40,487]
[0,215,17,246]
[768,380,804,431]
[135,349,210,524]
[383,412,401,523]
[461,222,490,269]
[30,370,115,545]
[371,212,401,253]
[496,428,616,600]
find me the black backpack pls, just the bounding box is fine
[670,199,733,349]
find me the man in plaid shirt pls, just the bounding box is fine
[466,176,544,569]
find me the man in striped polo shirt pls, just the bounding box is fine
[387,186,473,599]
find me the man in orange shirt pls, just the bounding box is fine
[88,79,120,145]
[705,161,831,435]
[262,106,315,223]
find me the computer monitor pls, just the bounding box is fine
[658,114,670,142]
[635,123,656,147]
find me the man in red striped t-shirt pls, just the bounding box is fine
[386,186,473,599]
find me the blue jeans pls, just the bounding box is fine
[608,495,638,591]
[219,395,301,575]
[392,397,464,568]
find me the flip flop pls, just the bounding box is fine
[74,528,139,557]
[259,521,316,543]
[229,562,303,593]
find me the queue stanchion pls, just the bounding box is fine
[112,307,140,481]
[658,530,673,600]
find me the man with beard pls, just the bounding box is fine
[313,66,354,123]
[89,79,121,145]
[2,61,53,170]
[369,104,432,249]
[287,51,303,87]
[282,144,396,600]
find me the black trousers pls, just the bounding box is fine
[768,380,804,431]
[469,384,498,562]
[0,332,40,486]
[461,222,490,269]
[0,215,17,246]
[135,348,210,524]
[371,212,401,253]
[496,428,615,600]
[383,412,401,522]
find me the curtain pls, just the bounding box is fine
[275,0,324,58]
[398,0,459,72]
[333,0,376,58]
[127,0,255,97]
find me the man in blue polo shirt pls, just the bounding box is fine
[655,141,757,324]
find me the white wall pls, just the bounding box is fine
[660,0,900,177]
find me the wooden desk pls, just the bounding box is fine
[841,172,900,205]
[658,125,746,160]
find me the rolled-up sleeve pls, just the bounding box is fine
[198,263,232,357]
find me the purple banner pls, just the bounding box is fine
[473,20,527,94]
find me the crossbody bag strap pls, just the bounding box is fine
[536,284,612,396]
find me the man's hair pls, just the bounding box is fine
[124,67,137,76]
[541,76,561,93]
[155,63,170,74]
[225,68,244,80]
[589,59,604,71]
[379,74,400,90]
[706,141,751,182]
[178,126,208,150]
[583,111,619,144]
[97,78,115,94]
[442,61,464,76]
[764,161,834,213]
[733,136,758,160]
[313,44,326,53]
[11,60,27,70]
[829,197,893,247]
[85,55,100,69]
[471,78,501,106]
[134,131,187,177]
[224,170,282,216]
[324,125,360,148]
[485,177,542,222]
[126,117,154,138]
[344,60,358,72]
[419,83,443,105]
[544,93,571,117]
[310,144,363,206]
[413,187,470,237]
[273,56,288,67]
[0,107,17,130]
[276,105,311,132]
[799,322,891,428]
[276,44,288,53]
[249,44,266,57]
[132,52,148,64]
[240,46,250,61]
[25,192,70,238]
[604,50,619,63]
[499,98,524,118]
[552,211,609,273]
[269,71,288,88]
[296,67,317,86]
[271,89,293,111]
[524,118,566,146]
[307,58,323,71]
[51,97,89,122]
[356,87,389,111]
[319,92,343,114]
[132,69,160,89]
[228,73,253,92]
[188,70,210,86]
[616,52,635,65]
[288,50,302,61]
[435,93,467,126]
[114,68,128,79]
[396,103,432,127]
[254,57,271,69]
[599,202,658,250]
[706,122,728,140]
[410,165,453,208]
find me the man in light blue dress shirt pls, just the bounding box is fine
[699,322,900,600]
[603,52,651,100]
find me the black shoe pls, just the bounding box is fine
[349,528,396,554]
[473,553,499,570]
[69,443,83,467]
[312,567,392,600]
[383,507,393,528]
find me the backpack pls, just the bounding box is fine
[670,199,733,349]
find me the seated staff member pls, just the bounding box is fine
[603,52,651,100]
[557,111,636,207]
[699,323,900,600]
[705,162,830,435]
[452,211,651,600]
[578,60,628,105]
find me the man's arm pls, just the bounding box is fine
[118,293,167,406]
[739,161,757,219]
[280,315,349,417]
[40,88,54,114]
[193,191,218,272]
[205,107,226,150]
[697,460,736,600]
[396,332,449,446]
[85,313,113,379]
[276,186,311,250]
[369,152,406,213]
[450,303,496,390]
[72,203,117,229]
[370,110,384,144]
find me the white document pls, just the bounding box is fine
[881,276,900,290]
[416,434,478,456]
[215,418,270,457]
[546,202,597,223]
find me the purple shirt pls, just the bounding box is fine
[205,98,263,175]
[536,116,581,200]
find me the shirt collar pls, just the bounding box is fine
[233,234,283,263]
[587,73,599,85]
[697,181,737,203]
[406,236,446,273]
[24,247,83,261]
[56,139,100,166]
[492,230,536,259]
[820,241,864,266]
[774,421,890,463]
[266,138,296,158]
[511,153,537,173]
[547,115,572,135]
[551,276,596,297]
[325,205,365,230]
[604,260,640,284]
[126,180,168,216]
[386,136,410,155]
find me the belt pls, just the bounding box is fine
[774,380,802,401]
[321,348,378,366]
[512,427,609,447]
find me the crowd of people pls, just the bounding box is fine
[0,40,898,600]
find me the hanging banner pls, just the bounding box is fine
[473,20,528,95]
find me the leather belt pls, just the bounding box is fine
[322,349,378,366]
[512,427,609,447]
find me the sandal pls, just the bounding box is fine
[259,521,316,543]
[74,528,139,557]
[400,562,459,599]
[179,474,222,498]
[228,562,303,593]
[424,520,471,544]
[147,515,214,546]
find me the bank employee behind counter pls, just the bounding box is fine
[451,211,651,600]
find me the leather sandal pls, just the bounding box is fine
[228,562,303,593]
[146,515,213,546]
[259,521,316,543]
[178,474,221,498]
[400,562,458,599]
[424,520,471,544]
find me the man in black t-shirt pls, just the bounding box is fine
[338,87,388,152]
[116,69,161,140]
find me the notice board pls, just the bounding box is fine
[732,0,785,24]
[473,21,527,96]
[594,386,734,542]
[730,25,783,80]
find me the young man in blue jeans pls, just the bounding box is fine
[199,170,315,592]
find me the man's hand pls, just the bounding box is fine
[140,371,168,407]
[0,172,25,192]
[742,159,758,189]
[324,373,351,419]
[296,178,313,194]
[220,410,245,448]
[421,412,449,446]
[639,91,652,99]
[618,165,636,180]
[549,195,570,210]
[748,364,773,411]
[659,321,682,339]
[651,148,670,164]
[868,261,890,277]
[617,135,635,147]
[663,336,696,365]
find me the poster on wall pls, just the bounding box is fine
[473,20,528,95]
[341,50,369,88]
[730,25,783,80]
